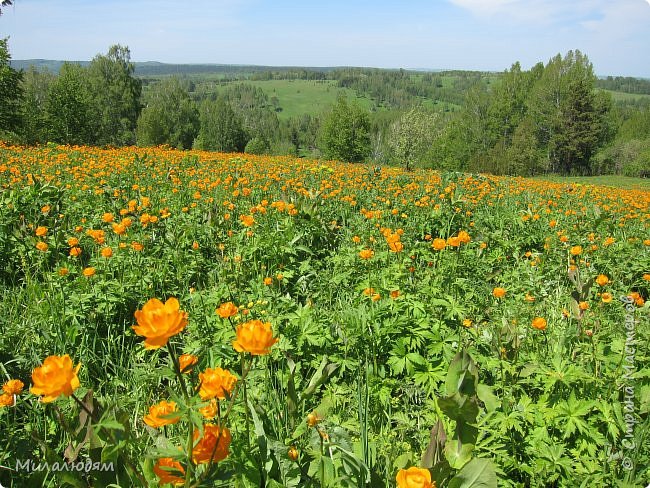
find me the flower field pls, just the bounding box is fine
[0,142,649,487]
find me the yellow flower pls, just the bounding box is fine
[143,400,181,428]
[492,287,506,299]
[30,355,81,403]
[178,353,198,373]
[3,379,24,395]
[595,274,609,286]
[396,467,434,488]
[462,319,473,328]
[233,320,278,356]
[359,249,374,260]
[198,367,237,400]
[216,302,238,319]
[132,298,188,350]
[192,425,231,464]
[431,238,446,251]
[531,317,547,331]
[153,458,185,486]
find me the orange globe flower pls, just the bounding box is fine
[198,367,237,400]
[232,320,278,356]
[579,301,589,311]
[133,298,188,350]
[35,226,48,237]
[643,273,650,282]
[192,425,231,464]
[0,393,14,407]
[178,353,198,373]
[595,274,609,286]
[101,247,113,258]
[457,230,471,244]
[102,212,114,223]
[199,399,218,419]
[36,241,49,252]
[131,241,144,252]
[396,466,434,488]
[531,317,547,331]
[143,400,181,428]
[67,237,79,247]
[82,267,95,277]
[3,379,24,395]
[240,214,255,227]
[492,287,506,299]
[570,245,583,256]
[216,302,238,319]
[431,238,446,251]
[601,292,613,303]
[263,277,273,285]
[30,355,81,403]
[359,249,374,260]
[70,246,82,257]
[153,458,185,486]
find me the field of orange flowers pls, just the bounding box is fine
[0,142,649,487]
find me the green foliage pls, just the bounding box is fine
[136,77,199,149]
[86,45,142,146]
[0,37,23,136]
[388,108,440,171]
[320,95,371,163]
[194,97,247,152]
[244,136,270,155]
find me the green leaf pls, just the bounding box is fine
[447,458,498,488]
[476,384,499,413]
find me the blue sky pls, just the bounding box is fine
[2,0,650,76]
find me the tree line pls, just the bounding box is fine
[1,39,649,176]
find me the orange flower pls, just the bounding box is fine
[643,274,650,281]
[101,247,113,258]
[112,223,127,235]
[462,319,473,328]
[82,267,95,277]
[200,399,218,419]
[216,302,238,319]
[601,292,613,303]
[232,320,278,356]
[131,241,144,251]
[67,237,79,247]
[41,205,51,214]
[178,353,198,373]
[58,267,69,276]
[263,277,273,285]
[132,298,188,350]
[35,226,48,237]
[390,290,401,299]
[457,230,471,244]
[102,212,114,223]
[198,367,237,400]
[570,246,583,256]
[288,446,299,461]
[352,236,361,243]
[36,241,48,252]
[192,241,200,250]
[3,379,24,395]
[359,249,374,260]
[153,458,185,486]
[240,214,255,227]
[396,467,434,488]
[431,238,446,251]
[492,287,506,299]
[143,400,181,428]
[30,355,81,403]
[70,246,82,257]
[388,240,404,253]
[307,411,322,427]
[531,317,547,331]
[579,301,589,311]
[595,274,609,286]
[447,236,461,247]
[192,425,231,464]
[0,393,14,407]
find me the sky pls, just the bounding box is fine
[1,0,650,77]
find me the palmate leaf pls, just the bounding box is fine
[555,391,594,438]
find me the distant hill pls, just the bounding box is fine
[10,59,345,77]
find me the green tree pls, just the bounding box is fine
[319,95,371,162]
[87,45,142,146]
[45,62,97,144]
[244,136,270,155]
[0,37,23,137]
[136,77,199,149]
[388,108,439,171]
[194,97,247,152]
[20,66,54,144]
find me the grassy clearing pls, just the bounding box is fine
[534,174,650,190]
